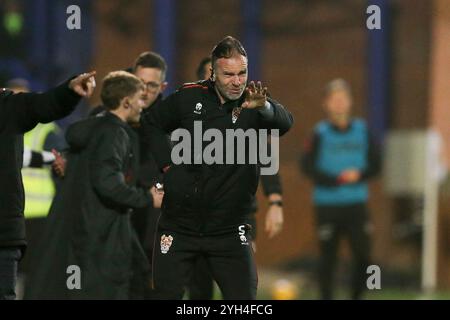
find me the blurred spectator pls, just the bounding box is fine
[301,78,381,300]
[196,57,212,81]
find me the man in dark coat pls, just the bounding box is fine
[87,52,169,298]
[144,36,293,299]
[187,57,285,299]
[24,71,163,299]
[0,71,95,300]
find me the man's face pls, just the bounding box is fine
[213,54,248,102]
[134,67,166,108]
[126,89,146,124]
[324,90,352,120]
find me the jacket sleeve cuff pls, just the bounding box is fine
[258,101,275,120]
[53,78,83,108]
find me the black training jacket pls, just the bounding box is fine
[0,82,80,249]
[142,79,293,235]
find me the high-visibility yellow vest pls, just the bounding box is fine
[22,123,58,219]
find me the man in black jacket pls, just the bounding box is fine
[0,71,95,300]
[25,71,163,299]
[188,57,285,300]
[144,36,293,299]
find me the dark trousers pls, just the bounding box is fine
[152,225,257,300]
[188,256,214,300]
[315,203,370,300]
[20,218,46,275]
[0,247,22,300]
[187,214,257,300]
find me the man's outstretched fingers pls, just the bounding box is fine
[257,81,263,93]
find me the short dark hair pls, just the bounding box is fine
[196,57,211,80]
[101,71,144,110]
[133,51,167,81]
[211,36,247,68]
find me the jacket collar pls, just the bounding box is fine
[105,111,129,128]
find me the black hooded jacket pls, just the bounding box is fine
[25,112,152,299]
[89,95,164,188]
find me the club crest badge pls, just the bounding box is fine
[194,102,203,114]
[231,107,242,124]
[160,234,174,254]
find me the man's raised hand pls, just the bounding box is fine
[241,81,268,110]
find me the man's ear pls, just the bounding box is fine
[121,97,131,109]
[160,82,168,93]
